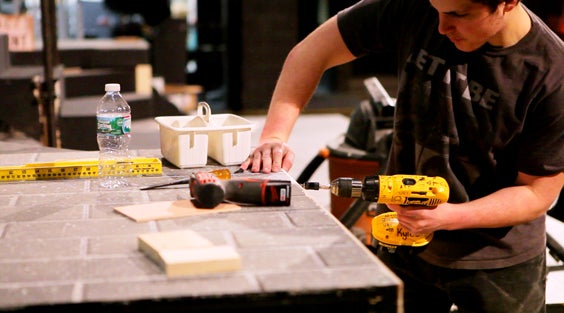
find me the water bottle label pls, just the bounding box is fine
[97,115,131,136]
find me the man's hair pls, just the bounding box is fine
[472,0,516,12]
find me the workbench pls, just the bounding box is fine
[0,146,402,312]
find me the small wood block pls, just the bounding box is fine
[138,229,241,277]
[114,200,241,222]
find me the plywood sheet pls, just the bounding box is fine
[114,200,241,222]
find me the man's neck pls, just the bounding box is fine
[493,3,532,48]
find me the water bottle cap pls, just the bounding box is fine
[105,83,121,92]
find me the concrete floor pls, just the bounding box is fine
[2,112,563,307]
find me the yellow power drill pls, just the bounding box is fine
[303,175,449,251]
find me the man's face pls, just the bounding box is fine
[429,0,507,51]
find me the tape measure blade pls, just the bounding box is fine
[24,159,99,168]
[0,157,162,182]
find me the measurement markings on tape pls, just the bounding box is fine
[0,157,162,182]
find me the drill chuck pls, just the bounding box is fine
[330,177,363,198]
[189,172,225,208]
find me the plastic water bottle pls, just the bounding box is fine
[96,83,131,189]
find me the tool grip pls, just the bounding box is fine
[224,179,291,206]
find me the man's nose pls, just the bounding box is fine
[438,15,454,35]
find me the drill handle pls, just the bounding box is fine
[224,179,292,206]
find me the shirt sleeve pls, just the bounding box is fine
[517,82,564,175]
[336,0,431,57]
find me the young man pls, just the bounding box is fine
[240,0,564,311]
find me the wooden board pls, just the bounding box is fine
[138,229,241,277]
[114,200,241,222]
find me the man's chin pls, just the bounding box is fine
[452,41,481,52]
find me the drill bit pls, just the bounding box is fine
[301,182,330,190]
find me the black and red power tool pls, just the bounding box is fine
[189,171,292,208]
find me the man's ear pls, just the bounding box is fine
[503,0,520,13]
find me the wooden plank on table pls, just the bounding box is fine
[114,200,241,222]
[138,229,241,277]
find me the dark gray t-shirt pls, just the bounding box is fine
[338,0,564,269]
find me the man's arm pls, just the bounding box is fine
[239,16,357,173]
[389,172,564,233]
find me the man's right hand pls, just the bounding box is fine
[238,142,295,173]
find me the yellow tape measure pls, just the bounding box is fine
[0,157,162,182]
